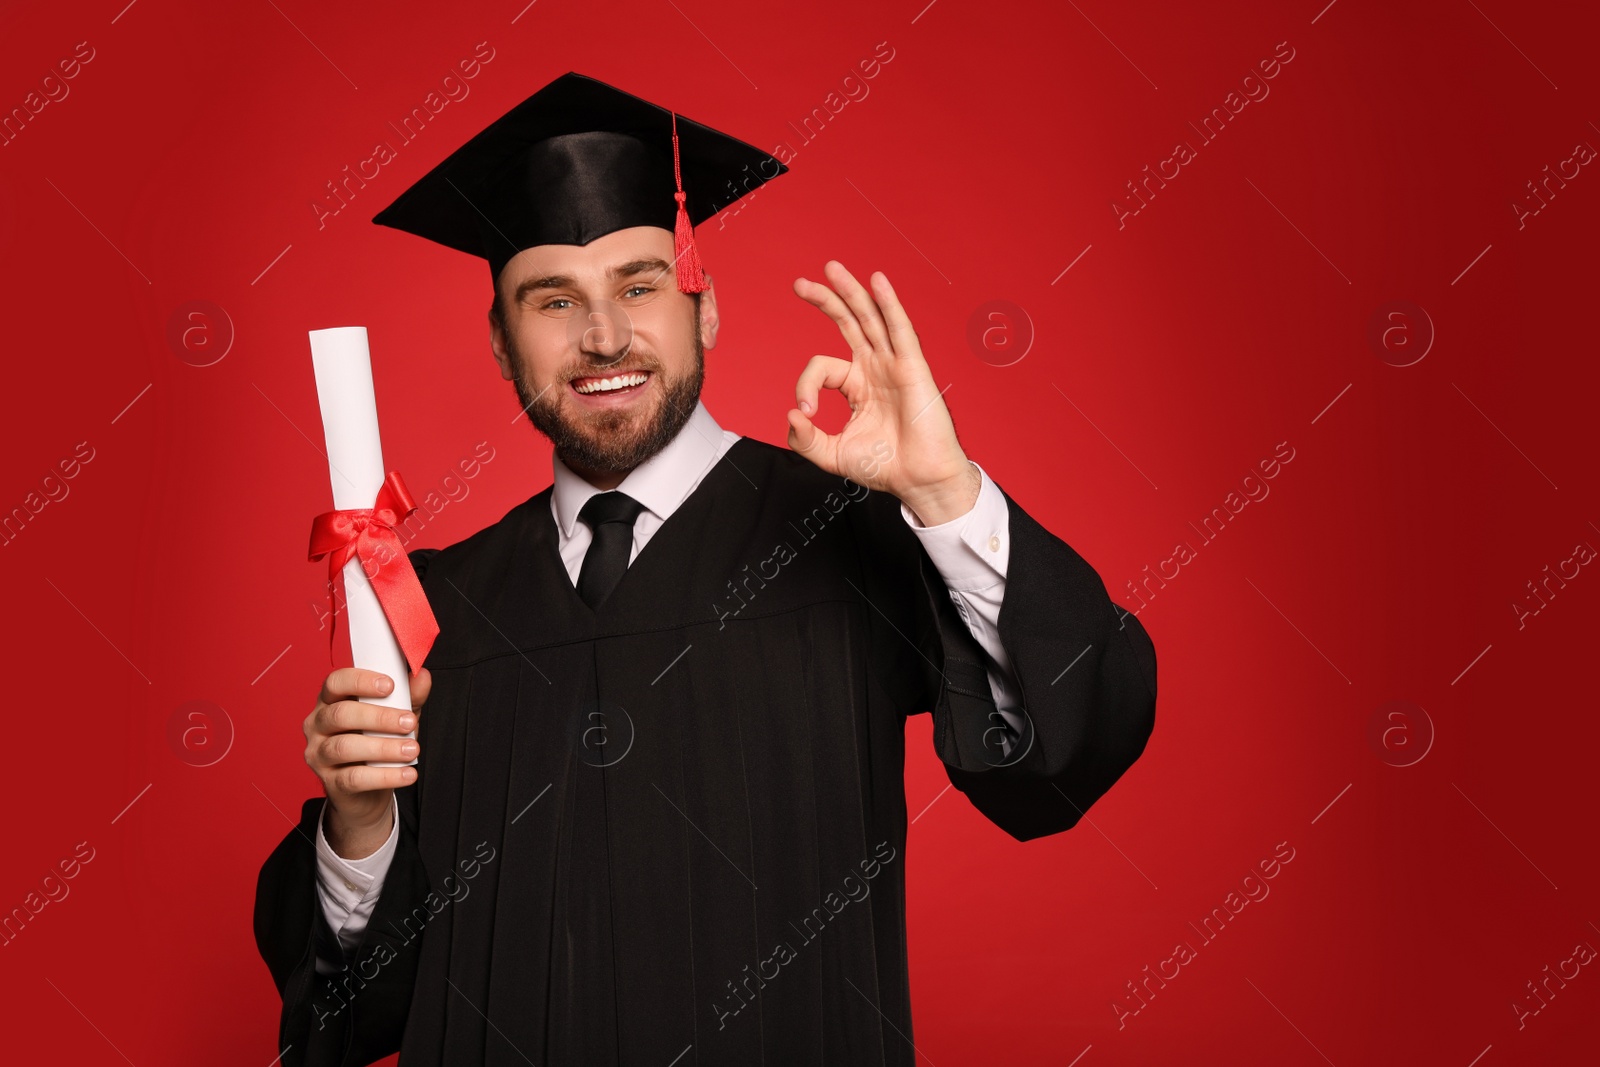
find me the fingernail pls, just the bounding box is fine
[399,714,416,730]
[401,741,419,757]
[378,677,393,694]
[402,767,417,782]
[800,400,812,414]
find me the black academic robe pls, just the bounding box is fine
[255,435,1157,1066]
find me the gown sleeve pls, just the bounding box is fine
[252,547,442,1066]
[897,462,1024,721]
[857,480,1157,842]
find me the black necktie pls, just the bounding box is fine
[576,491,647,609]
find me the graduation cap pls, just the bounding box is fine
[372,71,787,293]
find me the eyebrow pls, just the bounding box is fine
[513,257,674,303]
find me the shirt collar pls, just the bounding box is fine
[551,399,728,539]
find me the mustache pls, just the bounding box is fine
[564,357,660,382]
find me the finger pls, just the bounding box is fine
[869,272,922,359]
[408,667,432,712]
[331,764,418,795]
[795,355,854,415]
[823,261,891,354]
[786,407,841,468]
[319,667,395,706]
[314,698,416,739]
[319,732,420,768]
[793,276,871,354]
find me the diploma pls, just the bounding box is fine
[308,326,422,767]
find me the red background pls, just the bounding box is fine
[2,0,1596,1063]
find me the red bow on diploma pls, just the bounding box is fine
[307,470,439,678]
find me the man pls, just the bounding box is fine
[255,72,1157,1066]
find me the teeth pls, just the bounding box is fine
[575,372,648,394]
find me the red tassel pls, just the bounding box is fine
[671,111,709,294]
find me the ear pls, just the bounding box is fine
[488,298,515,381]
[697,274,720,351]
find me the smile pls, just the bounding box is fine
[572,371,651,395]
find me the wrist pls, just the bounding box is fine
[901,461,980,527]
[324,795,394,859]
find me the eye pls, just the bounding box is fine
[623,285,653,298]
[540,297,574,311]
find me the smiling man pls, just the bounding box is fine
[255,72,1157,1067]
[499,243,709,486]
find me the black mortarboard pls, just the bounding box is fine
[372,71,787,292]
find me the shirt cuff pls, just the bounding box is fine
[316,794,399,900]
[900,462,1010,591]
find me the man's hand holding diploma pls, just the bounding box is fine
[305,326,441,862]
[304,666,431,860]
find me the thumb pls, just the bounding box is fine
[409,667,432,716]
[786,408,840,472]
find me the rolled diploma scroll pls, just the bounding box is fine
[309,326,416,768]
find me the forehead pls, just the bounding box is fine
[496,225,676,287]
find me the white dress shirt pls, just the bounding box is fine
[314,400,1018,971]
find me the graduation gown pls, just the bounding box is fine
[255,435,1157,1066]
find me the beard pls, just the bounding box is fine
[507,318,706,477]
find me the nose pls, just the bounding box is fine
[575,298,634,365]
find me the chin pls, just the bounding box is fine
[541,396,676,474]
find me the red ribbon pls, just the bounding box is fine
[308,470,439,678]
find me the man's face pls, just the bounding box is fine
[489,226,719,482]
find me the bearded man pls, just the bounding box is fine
[255,71,1157,1067]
